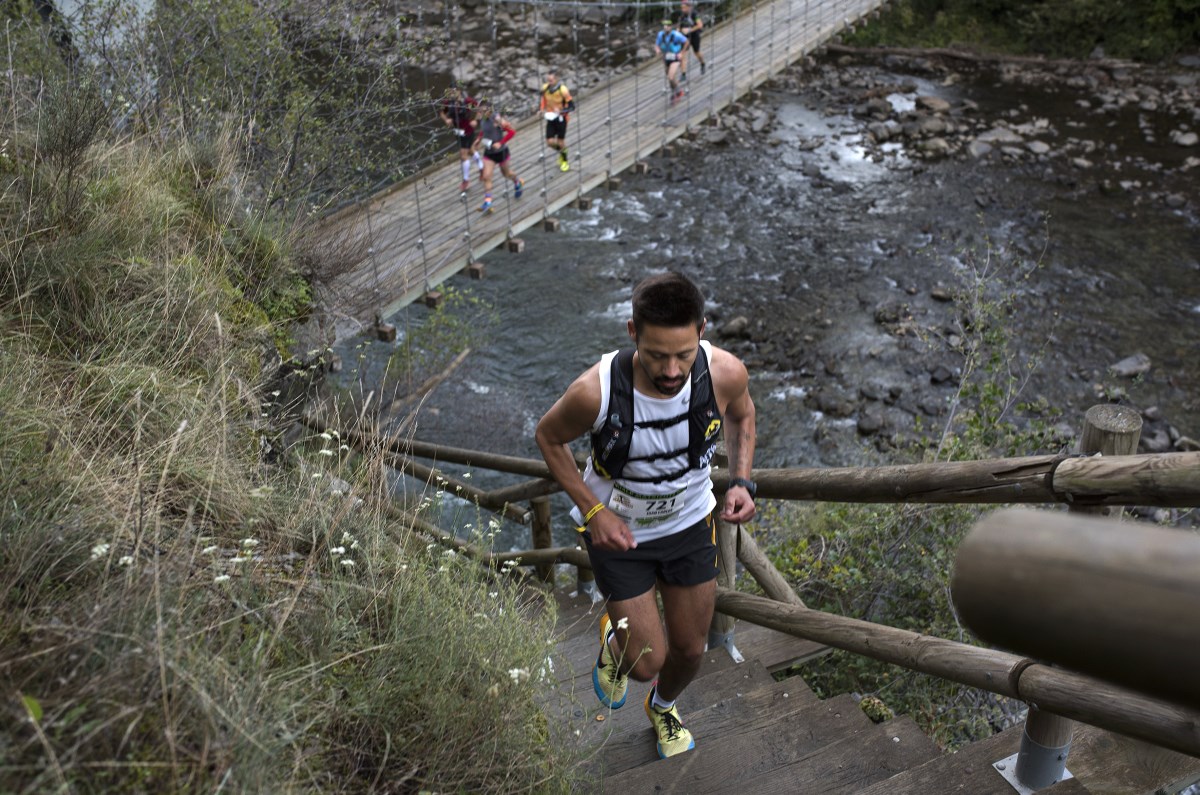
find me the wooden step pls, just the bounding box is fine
[735,716,942,795]
[601,692,880,792]
[553,613,827,693]
[546,657,789,751]
[855,722,1022,795]
[591,672,821,778]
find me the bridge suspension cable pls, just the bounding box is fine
[320,0,886,336]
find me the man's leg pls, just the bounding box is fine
[604,588,668,683]
[653,578,715,701]
[479,159,495,211]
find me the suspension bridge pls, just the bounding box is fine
[316,0,887,334]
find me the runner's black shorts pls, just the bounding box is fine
[544,117,567,139]
[688,31,702,51]
[581,511,718,601]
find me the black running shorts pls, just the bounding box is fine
[582,512,718,602]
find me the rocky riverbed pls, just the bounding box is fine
[671,48,1200,472]
[320,12,1200,524]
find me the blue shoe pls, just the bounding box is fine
[514,179,524,199]
[592,613,628,709]
[479,197,493,213]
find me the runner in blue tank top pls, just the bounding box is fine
[654,18,690,104]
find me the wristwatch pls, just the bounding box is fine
[727,477,757,497]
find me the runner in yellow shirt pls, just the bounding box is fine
[538,69,575,172]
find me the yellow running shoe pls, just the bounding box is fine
[560,159,570,172]
[644,686,694,758]
[592,613,628,708]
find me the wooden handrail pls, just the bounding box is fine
[953,507,1200,710]
[713,588,1200,758]
[751,451,1200,506]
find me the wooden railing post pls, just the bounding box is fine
[707,516,743,662]
[1006,404,1142,791]
[530,497,553,583]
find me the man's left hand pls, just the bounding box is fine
[719,486,755,523]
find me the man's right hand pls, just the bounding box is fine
[587,508,637,551]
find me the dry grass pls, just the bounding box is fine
[0,72,580,793]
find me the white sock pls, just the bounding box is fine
[461,161,471,181]
[473,153,484,171]
[651,687,675,711]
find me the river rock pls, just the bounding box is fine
[976,127,1025,145]
[1170,130,1199,147]
[1139,427,1173,453]
[718,315,750,338]
[1108,352,1151,378]
[1027,140,1052,155]
[916,95,951,113]
[857,404,886,435]
[967,140,994,158]
[929,363,957,385]
[705,129,731,146]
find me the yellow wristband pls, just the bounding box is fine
[583,503,605,524]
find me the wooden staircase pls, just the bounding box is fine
[543,590,1200,794]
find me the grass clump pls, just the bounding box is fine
[0,73,577,792]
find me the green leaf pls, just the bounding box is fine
[22,693,43,723]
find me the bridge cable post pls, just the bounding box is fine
[997,404,1144,792]
[632,0,643,169]
[604,9,617,184]
[571,0,586,201]
[531,0,554,229]
[750,0,759,95]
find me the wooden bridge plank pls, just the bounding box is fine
[316,0,887,331]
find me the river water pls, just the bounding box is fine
[332,57,1200,547]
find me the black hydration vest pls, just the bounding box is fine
[590,346,722,483]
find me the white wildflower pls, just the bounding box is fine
[201,545,218,555]
[330,546,345,556]
[319,432,333,441]
[90,543,110,560]
[339,445,350,452]
[118,556,134,567]
[340,559,356,568]
[508,668,530,684]
[318,449,334,457]
[241,538,259,548]
[213,574,231,583]
[616,617,629,631]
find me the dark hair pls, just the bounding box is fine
[631,271,705,333]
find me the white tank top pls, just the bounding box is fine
[574,342,717,543]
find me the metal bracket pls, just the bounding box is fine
[577,579,603,604]
[993,751,1074,794]
[707,629,744,664]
